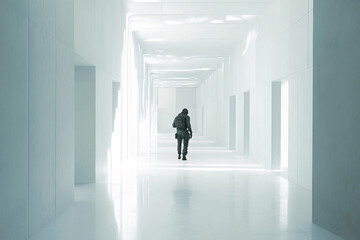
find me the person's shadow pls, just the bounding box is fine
[172,169,193,234]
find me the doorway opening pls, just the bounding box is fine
[229,95,236,150]
[244,92,250,155]
[281,81,289,170]
[201,106,204,136]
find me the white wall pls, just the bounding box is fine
[132,39,149,153]
[0,1,29,239]
[313,0,360,239]
[55,0,75,217]
[28,13,57,234]
[95,0,124,178]
[288,70,313,188]
[74,0,125,178]
[249,83,272,168]
[0,0,75,238]
[73,0,146,169]
[241,0,313,190]
[1,0,127,236]
[197,67,225,143]
[74,0,96,65]
[127,36,146,156]
[196,0,313,190]
[28,0,75,235]
[271,0,313,190]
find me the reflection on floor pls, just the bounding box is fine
[30,135,343,240]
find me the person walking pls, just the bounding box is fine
[172,108,192,160]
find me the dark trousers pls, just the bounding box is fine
[177,135,189,156]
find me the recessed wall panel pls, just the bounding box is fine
[229,96,236,150]
[243,92,250,155]
[272,82,281,170]
[75,66,96,184]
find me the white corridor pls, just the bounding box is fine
[30,135,343,240]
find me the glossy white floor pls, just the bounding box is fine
[30,135,343,240]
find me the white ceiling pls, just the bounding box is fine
[125,1,271,87]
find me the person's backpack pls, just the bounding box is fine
[173,115,186,129]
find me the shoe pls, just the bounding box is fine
[178,154,181,159]
[182,156,187,161]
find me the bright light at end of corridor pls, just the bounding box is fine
[144,38,164,42]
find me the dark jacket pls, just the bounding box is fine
[173,113,192,137]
